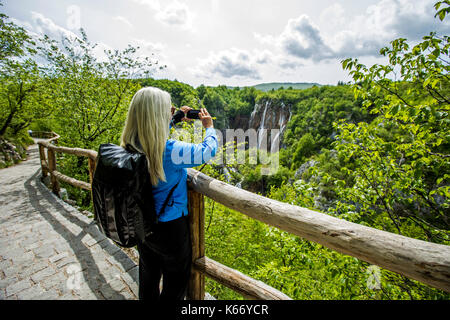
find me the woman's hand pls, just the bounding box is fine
[180,105,193,122]
[199,108,213,128]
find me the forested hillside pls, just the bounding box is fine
[1,1,449,300]
[251,82,322,92]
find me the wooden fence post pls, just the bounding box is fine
[88,157,97,220]
[38,144,48,178]
[187,188,205,300]
[47,148,60,196]
[51,131,58,145]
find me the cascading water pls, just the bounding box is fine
[270,106,286,153]
[257,101,269,150]
[247,99,292,153]
[222,167,232,183]
[222,166,244,188]
[249,106,258,126]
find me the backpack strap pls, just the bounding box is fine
[126,143,180,218]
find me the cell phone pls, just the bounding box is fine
[186,110,201,119]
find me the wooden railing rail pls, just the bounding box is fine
[35,133,289,299]
[186,168,450,293]
[37,139,97,193]
[30,131,60,141]
[35,132,450,299]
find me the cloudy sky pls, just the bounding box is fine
[3,0,449,87]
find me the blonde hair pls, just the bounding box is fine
[120,87,172,186]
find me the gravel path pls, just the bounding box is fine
[0,142,138,300]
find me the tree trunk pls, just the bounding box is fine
[0,108,17,136]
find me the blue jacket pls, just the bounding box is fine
[152,127,218,222]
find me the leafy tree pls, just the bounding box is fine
[292,133,316,167]
[335,2,449,242]
[196,85,258,130]
[35,29,162,207]
[39,29,160,149]
[139,78,199,108]
[0,4,53,137]
[282,85,370,170]
[0,2,32,62]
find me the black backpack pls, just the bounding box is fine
[92,143,177,248]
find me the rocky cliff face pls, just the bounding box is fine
[248,98,291,152]
[220,98,292,153]
[229,113,250,131]
[0,138,28,168]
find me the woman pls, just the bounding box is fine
[120,87,217,300]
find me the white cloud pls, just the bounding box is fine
[130,0,161,11]
[31,11,78,41]
[15,12,118,63]
[278,57,303,70]
[131,38,167,63]
[9,17,34,33]
[253,32,275,46]
[91,42,114,62]
[155,1,193,30]
[279,15,333,62]
[255,0,450,63]
[131,0,194,30]
[319,3,346,29]
[113,16,133,29]
[364,0,449,39]
[211,0,219,14]
[132,38,165,53]
[130,38,176,76]
[190,48,265,80]
[6,0,448,87]
[254,49,273,65]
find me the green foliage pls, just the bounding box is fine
[201,1,450,300]
[292,133,315,166]
[336,16,449,243]
[281,85,371,170]
[138,78,200,109]
[39,30,158,150]
[30,29,162,206]
[196,85,257,129]
[0,3,34,62]
[0,129,33,168]
[204,186,449,300]
[2,0,448,301]
[0,6,54,137]
[434,1,450,20]
[251,82,321,92]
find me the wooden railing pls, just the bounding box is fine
[30,131,60,141]
[34,132,450,298]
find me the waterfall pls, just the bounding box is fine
[270,109,286,153]
[249,106,258,127]
[269,103,289,153]
[222,166,243,188]
[257,101,269,150]
[278,104,287,135]
[248,99,292,153]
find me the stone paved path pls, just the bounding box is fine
[0,142,138,300]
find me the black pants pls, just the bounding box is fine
[136,215,192,300]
